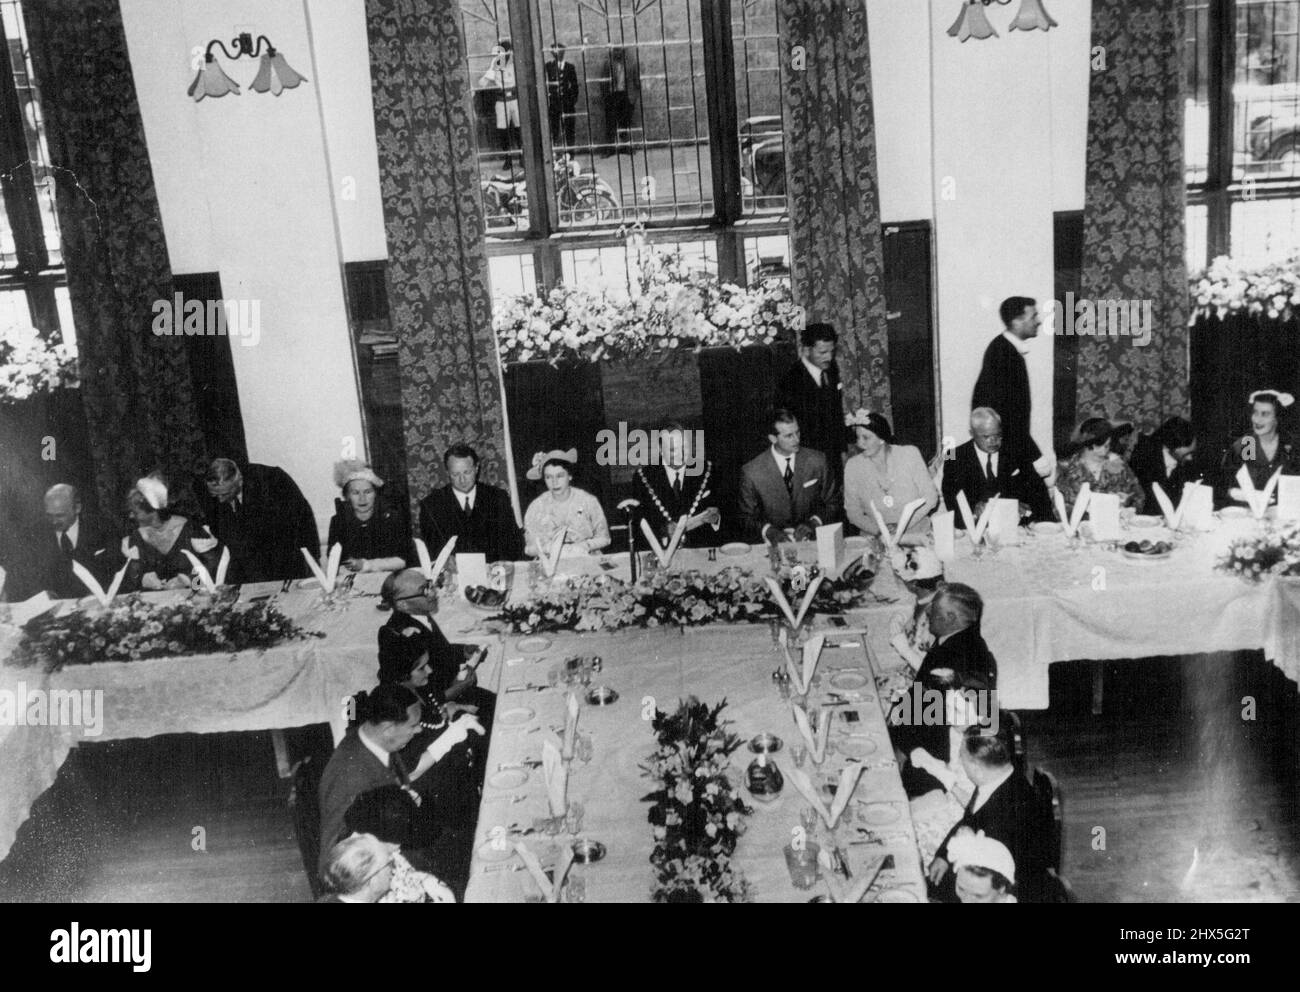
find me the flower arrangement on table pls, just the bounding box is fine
[1217,520,1300,581]
[1190,255,1300,323]
[493,230,804,366]
[9,596,323,672]
[487,565,873,635]
[0,324,78,403]
[640,697,750,903]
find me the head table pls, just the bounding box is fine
[2,521,1298,890]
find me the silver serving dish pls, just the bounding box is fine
[748,733,784,754]
[585,685,619,706]
[571,839,606,863]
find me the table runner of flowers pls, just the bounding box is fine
[9,597,323,672]
[640,698,750,903]
[1217,520,1300,580]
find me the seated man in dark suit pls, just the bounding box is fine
[928,721,1053,904]
[889,583,998,799]
[1129,416,1200,517]
[418,443,523,563]
[738,409,841,543]
[378,569,495,726]
[941,408,1053,523]
[196,457,319,584]
[632,421,721,550]
[34,484,121,599]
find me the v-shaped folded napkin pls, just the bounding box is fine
[542,739,568,817]
[823,853,889,904]
[537,529,567,578]
[8,591,55,626]
[784,763,865,829]
[300,543,344,593]
[72,560,130,607]
[640,514,690,568]
[791,702,831,764]
[1236,465,1283,519]
[1052,482,1091,538]
[955,490,997,544]
[513,840,577,903]
[561,691,580,762]
[1151,481,1186,530]
[783,633,825,695]
[181,546,231,592]
[764,574,824,630]
[868,498,927,552]
[414,536,457,583]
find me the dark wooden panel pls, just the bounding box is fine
[883,222,937,461]
[1053,210,1083,455]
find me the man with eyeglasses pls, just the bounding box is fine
[941,407,1053,523]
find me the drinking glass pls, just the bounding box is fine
[969,537,985,561]
[798,803,820,834]
[985,530,1002,557]
[791,744,808,769]
[783,841,821,890]
[527,561,542,592]
[564,872,587,904]
[576,733,594,765]
[564,800,585,835]
[547,666,560,688]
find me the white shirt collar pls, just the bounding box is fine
[978,448,998,473]
[771,447,795,474]
[410,613,432,631]
[357,725,390,769]
[972,764,1015,811]
[801,356,827,385]
[457,486,477,510]
[1162,447,1178,476]
[62,518,81,548]
[1002,331,1031,355]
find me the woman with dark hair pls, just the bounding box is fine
[1219,389,1299,506]
[1054,418,1143,515]
[343,786,456,903]
[327,461,413,574]
[522,449,609,556]
[842,409,937,541]
[121,475,223,592]
[1130,416,1199,516]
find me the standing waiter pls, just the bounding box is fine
[775,322,847,480]
[972,296,1042,461]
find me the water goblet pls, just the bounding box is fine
[564,872,587,904]
[791,744,808,769]
[564,800,585,835]
[576,733,594,766]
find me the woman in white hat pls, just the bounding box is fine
[1221,389,1299,506]
[121,475,223,591]
[949,827,1017,903]
[327,461,412,574]
[522,449,610,557]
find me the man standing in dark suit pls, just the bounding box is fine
[545,44,580,149]
[941,408,1053,523]
[972,296,1041,460]
[632,422,721,549]
[738,410,840,542]
[34,484,120,599]
[929,722,1053,904]
[196,458,318,584]
[775,322,847,479]
[1130,417,1200,517]
[418,443,522,563]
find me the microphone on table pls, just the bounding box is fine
[617,499,641,583]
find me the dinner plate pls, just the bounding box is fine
[873,887,921,903]
[498,706,535,727]
[1121,549,1171,563]
[857,802,903,826]
[487,768,529,790]
[838,737,878,759]
[1219,506,1249,519]
[829,670,871,692]
[517,636,552,654]
[476,841,515,864]
[719,542,751,557]
[1029,521,1062,536]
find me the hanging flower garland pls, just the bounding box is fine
[1190,255,1300,324]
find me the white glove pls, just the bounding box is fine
[424,714,485,762]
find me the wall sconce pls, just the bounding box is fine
[948,0,1058,42]
[189,33,308,102]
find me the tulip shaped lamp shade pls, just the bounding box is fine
[189,33,308,102]
[948,0,1057,42]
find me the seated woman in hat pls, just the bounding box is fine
[327,461,414,574]
[843,409,938,543]
[1054,417,1143,515]
[522,449,610,557]
[121,475,224,592]
[1219,389,1300,507]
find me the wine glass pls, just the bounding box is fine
[575,733,594,766]
[564,800,585,835]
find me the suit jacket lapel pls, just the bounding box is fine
[758,454,792,518]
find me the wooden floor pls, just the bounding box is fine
[2,652,1297,903]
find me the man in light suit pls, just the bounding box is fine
[941,408,1053,523]
[738,409,840,543]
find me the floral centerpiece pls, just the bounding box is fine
[0,324,78,403]
[640,697,750,903]
[1217,520,1300,581]
[493,230,805,365]
[9,596,323,672]
[1190,255,1300,324]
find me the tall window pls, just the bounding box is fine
[1186,0,1300,267]
[459,0,789,302]
[0,0,72,344]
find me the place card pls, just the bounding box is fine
[816,522,848,578]
[456,553,488,591]
[988,498,1023,546]
[1181,482,1215,530]
[1087,492,1122,541]
[933,511,956,562]
[1279,477,1300,521]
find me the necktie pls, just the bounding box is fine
[60,532,74,558]
[462,495,472,516]
[819,370,827,388]
[783,458,794,496]
[984,454,996,483]
[672,472,682,500]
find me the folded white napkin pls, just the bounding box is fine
[414,536,457,583]
[1151,481,1186,529]
[791,702,831,763]
[933,511,956,562]
[824,855,887,904]
[1237,465,1283,519]
[8,591,55,625]
[542,739,568,817]
[955,490,996,544]
[785,763,865,829]
[181,546,231,592]
[868,498,927,552]
[513,841,576,903]
[1052,482,1091,538]
[764,574,824,629]
[72,560,130,607]
[640,514,689,568]
[537,529,567,577]
[562,691,580,762]
[300,543,344,593]
[783,633,824,695]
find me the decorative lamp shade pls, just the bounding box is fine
[948,0,999,42]
[1010,0,1058,32]
[249,51,309,96]
[188,57,241,101]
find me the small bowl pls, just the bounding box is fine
[748,733,784,754]
[571,839,607,864]
[807,895,833,903]
[585,685,619,706]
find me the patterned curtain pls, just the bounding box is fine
[1077,0,1189,430]
[365,0,509,509]
[25,0,206,515]
[775,0,890,418]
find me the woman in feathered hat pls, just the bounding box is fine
[121,474,224,591]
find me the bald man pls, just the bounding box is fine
[36,484,120,599]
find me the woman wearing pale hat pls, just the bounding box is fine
[121,475,223,591]
[842,409,937,542]
[1220,389,1299,506]
[1054,417,1143,515]
[327,461,413,573]
[949,828,1018,903]
[522,449,610,557]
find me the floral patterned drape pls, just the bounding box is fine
[1076,0,1189,430]
[775,0,891,418]
[25,0,206,515]
[365,0,508,506]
